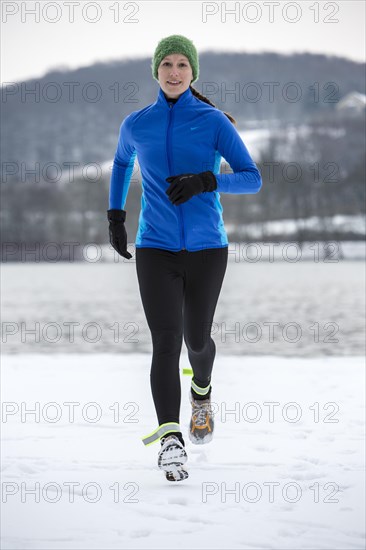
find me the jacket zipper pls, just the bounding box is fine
[167,102,186,250]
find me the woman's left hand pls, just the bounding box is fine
[165,171,217,205]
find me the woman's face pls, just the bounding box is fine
[158,54,193,98]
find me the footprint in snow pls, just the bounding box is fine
[168,497,187,505]
[130,529,151,538]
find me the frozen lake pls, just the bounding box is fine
[1,253,365,356]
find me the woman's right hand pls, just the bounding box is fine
[107,209,133,259]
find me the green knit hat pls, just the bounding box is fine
[151,34,199,84]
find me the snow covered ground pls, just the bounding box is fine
[1,353,365,549]
[226,217,366,240]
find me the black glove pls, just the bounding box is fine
[107,209,132,259]
[165,171,217,206]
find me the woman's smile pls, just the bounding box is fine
[158,54,193,98]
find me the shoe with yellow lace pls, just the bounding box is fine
[158,435,189,482]
[189,389,214,444]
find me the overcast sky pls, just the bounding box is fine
[1,0,365,83]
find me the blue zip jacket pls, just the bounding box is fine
[109,86,262,251]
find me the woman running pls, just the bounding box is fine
[107,35,262,482]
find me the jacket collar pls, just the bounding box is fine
[156,86,195,109]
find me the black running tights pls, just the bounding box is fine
[135,246,228,439]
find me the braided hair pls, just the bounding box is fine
[189,85,237,125]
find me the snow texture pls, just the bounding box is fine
[1,353,365,549]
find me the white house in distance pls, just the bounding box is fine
[336,91,366,116]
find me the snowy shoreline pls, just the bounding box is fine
[1,240,365,263]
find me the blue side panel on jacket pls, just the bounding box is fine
[109,86,262,252]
